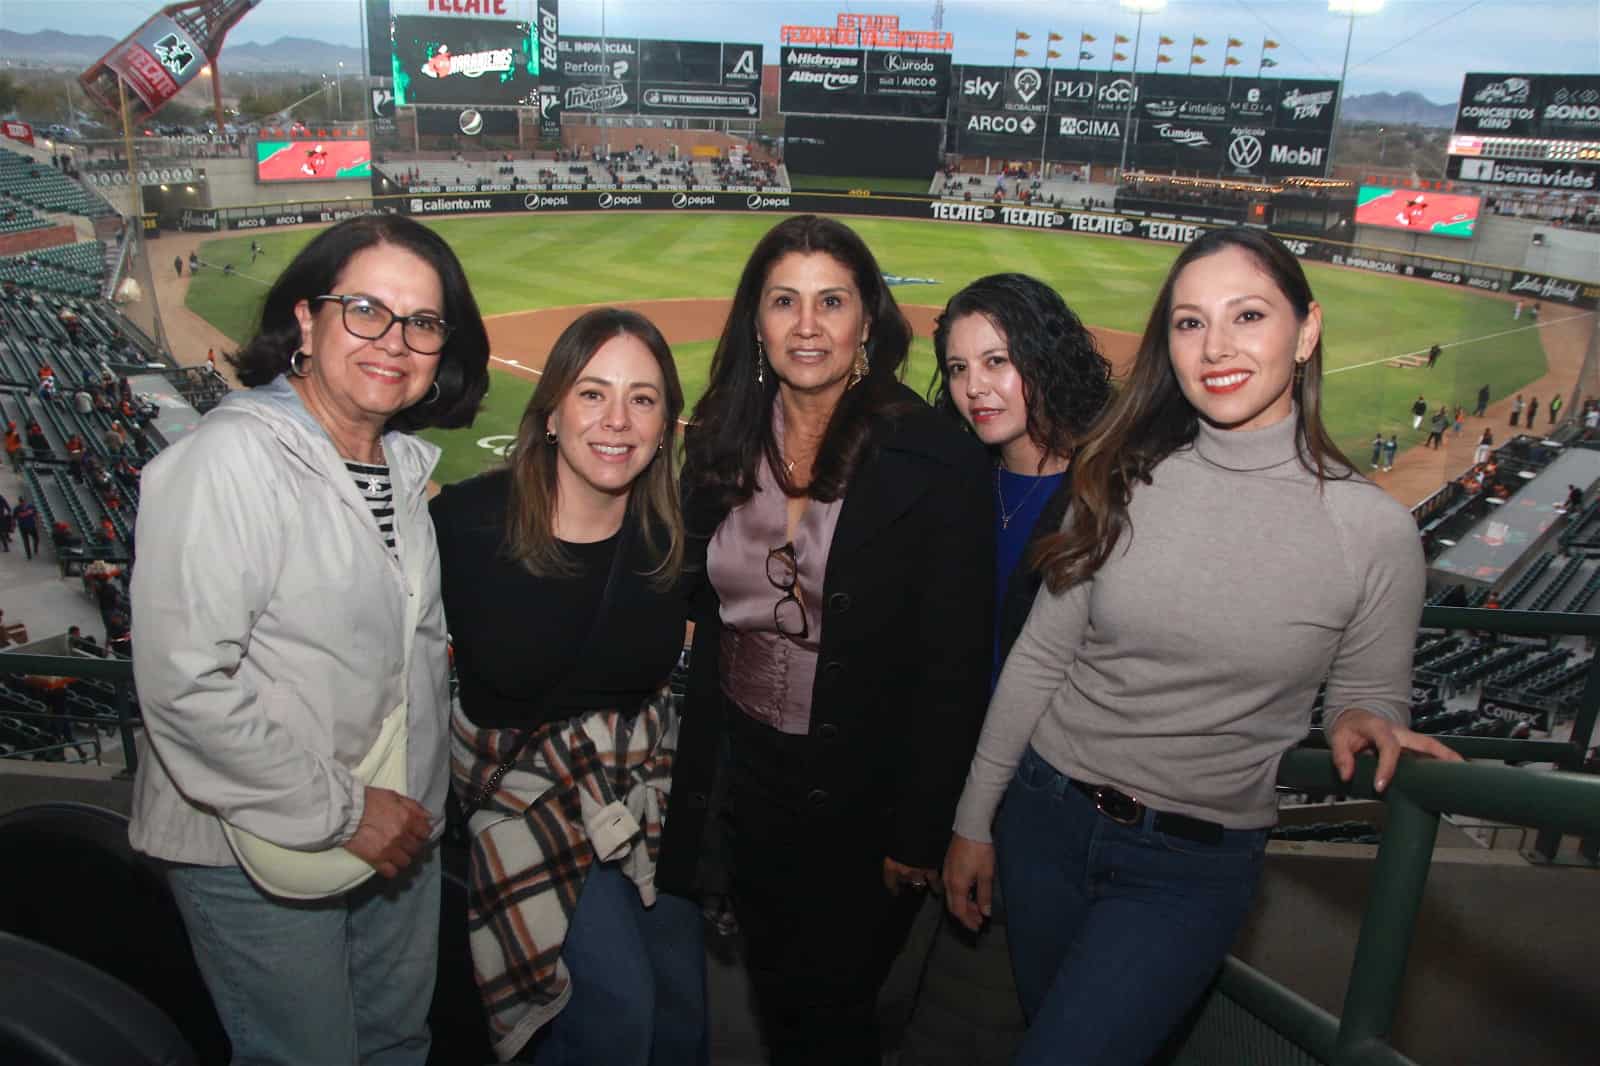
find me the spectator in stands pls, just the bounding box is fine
[102,420,126,456]
[38,374,58,404]
[433,309,703,1064]
[25,419,48,456]
[665,215,992,1064]
[930,273,1114,689]
[98,515,115,544]
[51,520,79,551]
[14,497,39,560]
[1410,394,1427,430]
[942,227,1459,1065]
[0,494,11,552]
[1565,485,1585,514]
[73,387,93,418]
[127,214,490,1066]
[4,423,22,471]
[1475,428,1494,466]
[1511,394,1524,427]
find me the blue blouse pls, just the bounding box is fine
[993,467,1065,687]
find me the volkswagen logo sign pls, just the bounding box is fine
[671,192,689,209]
[746,194,764,210]
[598,193,615,209]
[523,193,542,210]
[1227,134,1263,170]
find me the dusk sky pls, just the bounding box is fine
[8,0,1599,103]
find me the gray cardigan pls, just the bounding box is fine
[953,411,1424,839]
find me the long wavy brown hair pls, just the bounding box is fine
[1034,226,1353,594]
[503,308,685,588]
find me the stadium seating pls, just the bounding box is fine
[0,147,114,218]
[0,241,108,297]
[381,154,789,194]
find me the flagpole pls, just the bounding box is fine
[1118,8,1147,177]
[1077,29,1084,70]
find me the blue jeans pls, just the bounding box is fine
[995,747,1268,1066]
[523,863,708,1066]
[166,847,441,1066]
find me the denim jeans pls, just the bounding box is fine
[521,863,709,1066]
[166,847,441,1066]
[994,746,1268,1066]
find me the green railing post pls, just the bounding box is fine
[114,678,139,779]
[1533,635,1600,858]
[1333,786,1440,1059]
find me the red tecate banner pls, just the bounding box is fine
[2,120,34,146]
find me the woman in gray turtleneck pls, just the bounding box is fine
[942,227,1460,1065]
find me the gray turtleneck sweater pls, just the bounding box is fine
[952,412,1424,839]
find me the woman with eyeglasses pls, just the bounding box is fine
[657,215,993,1064]
[942,227,1458,1064]
[431,309,706,1065]
[129,214,489,1066]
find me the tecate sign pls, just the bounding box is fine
[930,202,996,222]
[1069,213,1135,236]
[998,207,1065,229]
[670,193,718,208]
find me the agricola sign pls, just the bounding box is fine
[781,12,953,51]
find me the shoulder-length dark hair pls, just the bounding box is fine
[684,214,914,511]
[503,308,685,588]
[929,273,1112,467]
[1035,226,1351,593]
[228,214,489,432]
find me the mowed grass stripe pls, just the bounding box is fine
[184,212,1547,484]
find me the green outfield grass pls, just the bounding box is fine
[186,214,1547,485]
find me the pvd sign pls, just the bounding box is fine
[1228,134,1263,171]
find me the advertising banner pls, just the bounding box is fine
[779,47,951,118]
[415,107,518,136]
[957,66,1050,116]
[2,120,34,147]
[257,140,373,182]
[560,37,757,118]
[366,0,392,77]
[536,0,561,137]
[392,16,541,107]
[1455,74,1600,139]
[1356,185,1482,239]
[104,15,207,114]
[1448,154,1600,191]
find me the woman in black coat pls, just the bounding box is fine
[656,216,993,1065]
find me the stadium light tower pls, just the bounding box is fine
[1327,0,1385,178]
[1116,0,1166,178]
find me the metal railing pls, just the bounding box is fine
[0,651,137,775]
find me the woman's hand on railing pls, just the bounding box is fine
[943,833,995,933]
[1327,708,1464,792]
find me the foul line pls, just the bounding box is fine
[1326,311,1598,376]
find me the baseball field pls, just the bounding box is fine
[183,211,1550,486]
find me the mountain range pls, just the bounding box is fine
[1,28,1462,127]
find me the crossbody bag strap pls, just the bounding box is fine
[458,518,634,817]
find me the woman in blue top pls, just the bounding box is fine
[931,274,1113,685]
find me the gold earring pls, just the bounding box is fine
[849,342,869,389]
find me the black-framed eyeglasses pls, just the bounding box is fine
[765,542,809,640]
[312,294,452,355]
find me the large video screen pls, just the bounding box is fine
[257,140,373,183]
[392,16,540,107]
[1355,185,1481,239]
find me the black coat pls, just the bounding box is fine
[657,388,994,894]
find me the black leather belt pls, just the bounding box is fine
[1068,779,1225,845]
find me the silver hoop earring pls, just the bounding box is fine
[421,381,441,406]
[545,429,558,445]
[289,351,310,378]
[756,338,767,386]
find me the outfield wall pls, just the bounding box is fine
[1356,213,1600,286]
[167,188,1600,310]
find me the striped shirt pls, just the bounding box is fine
[346,461,397,560]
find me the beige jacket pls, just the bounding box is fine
[128,376,449,866]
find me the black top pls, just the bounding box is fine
[430,469,686,729]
